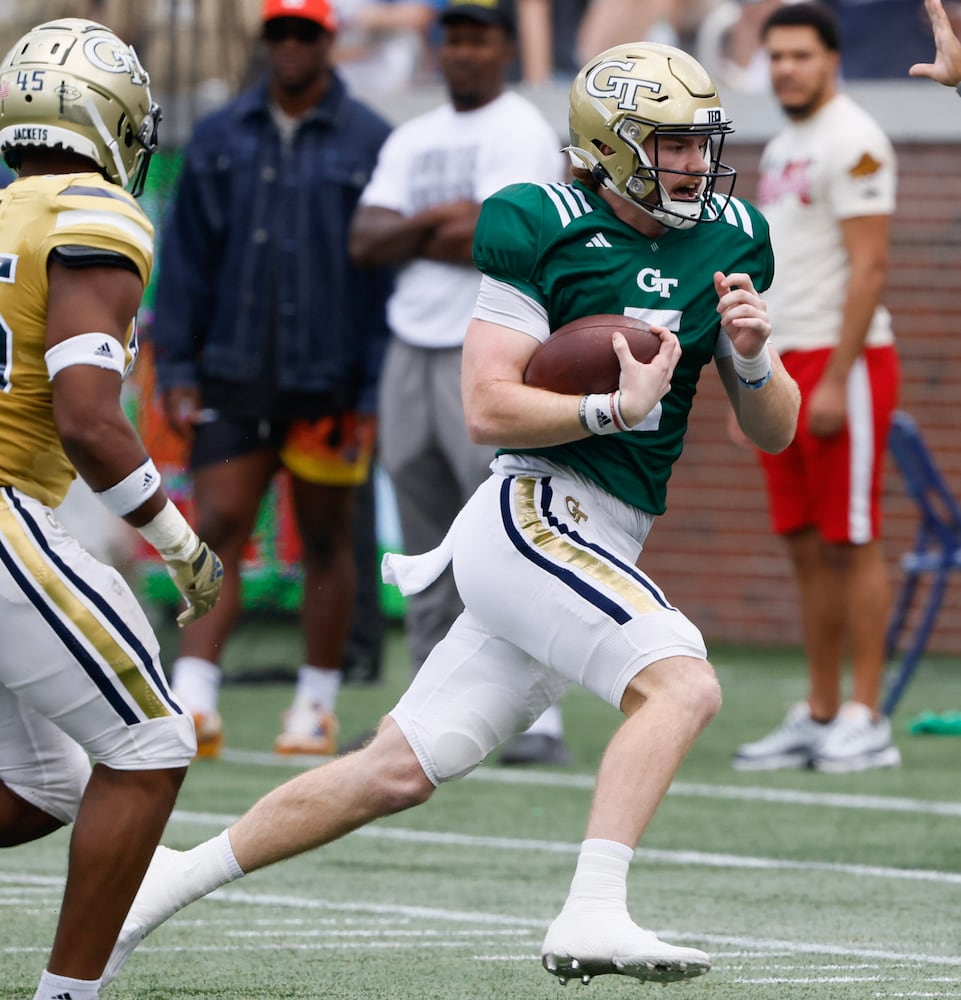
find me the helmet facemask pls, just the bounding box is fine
[124,99,162,197]
[608,115,736,230]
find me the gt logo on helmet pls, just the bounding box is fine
[585,59,661,112]
[83,37,148,86]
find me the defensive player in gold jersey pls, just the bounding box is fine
[0,19,224,1000]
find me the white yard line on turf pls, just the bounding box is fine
[6,806,937,888]
[0,884,961,976]
[218,747,961,817]
[4,881,960,973]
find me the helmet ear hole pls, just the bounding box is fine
[119,115,135,148]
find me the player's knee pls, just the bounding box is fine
[627,655,722,727]
[366,753,435,814]
[382,767,435,814]
[686,659,722,726]
[358,726,436,813]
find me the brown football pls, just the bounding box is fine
[523,315,661,394]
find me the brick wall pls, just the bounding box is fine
[641,142,961,654]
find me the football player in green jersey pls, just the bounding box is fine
[0,19,222,1000]
[104,41,799,992]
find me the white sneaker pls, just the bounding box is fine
[812,702,902,773]
[541,908,710,985]
[103,846,192,986]
[732,701,831,771]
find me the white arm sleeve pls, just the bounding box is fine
[472,275,550,343]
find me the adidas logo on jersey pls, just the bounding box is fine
[52,993,74,999]
[585,233,612,248]
[95,340,115,358]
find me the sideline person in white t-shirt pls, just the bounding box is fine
[348,0,571,765]
[731,1,901,773]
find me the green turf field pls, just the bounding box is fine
[5,617,961,999]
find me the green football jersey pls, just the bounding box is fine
[473,180,774,515]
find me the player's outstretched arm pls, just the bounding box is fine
[47,260,223,626]
[910,0,961,86]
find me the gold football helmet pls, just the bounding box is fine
[568,42,735,230]
[0,18,160,196]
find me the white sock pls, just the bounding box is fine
[183,829,246,898]
[296,665,341,712]
[34,971,101,1000]
[524,704,564,738]
[170,657,221,715]
[562,838,633,913]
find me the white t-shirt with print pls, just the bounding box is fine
[359,90,565,348]
[757,93,897,352]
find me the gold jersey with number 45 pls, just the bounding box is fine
[0,172,153,508]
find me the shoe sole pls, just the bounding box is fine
[543,953,710,985]
[813,746,902,773]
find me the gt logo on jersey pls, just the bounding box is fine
[84,37,148,86]
[637,267,678,299]
[584,59,661,111]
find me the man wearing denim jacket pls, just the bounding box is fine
[151,0,393,758]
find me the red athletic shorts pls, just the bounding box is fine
[758,345,899,543]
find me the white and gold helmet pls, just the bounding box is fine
[0,18,160,196]
[568,42,735,230]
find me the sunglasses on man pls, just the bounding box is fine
[263,17,324,44]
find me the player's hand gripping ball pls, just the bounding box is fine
[523,315,661,394]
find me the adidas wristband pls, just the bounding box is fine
[580,392,629,435]
[95,458,162,516]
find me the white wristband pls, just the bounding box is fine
[732,342,772,384]
[580,392,629,435]
[95,458,162,516]
[137,498,199,561]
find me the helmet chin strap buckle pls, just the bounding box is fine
[590,163,610,186]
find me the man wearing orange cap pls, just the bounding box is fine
[151,0,393,758]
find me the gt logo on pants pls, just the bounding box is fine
[566,496,589,523]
